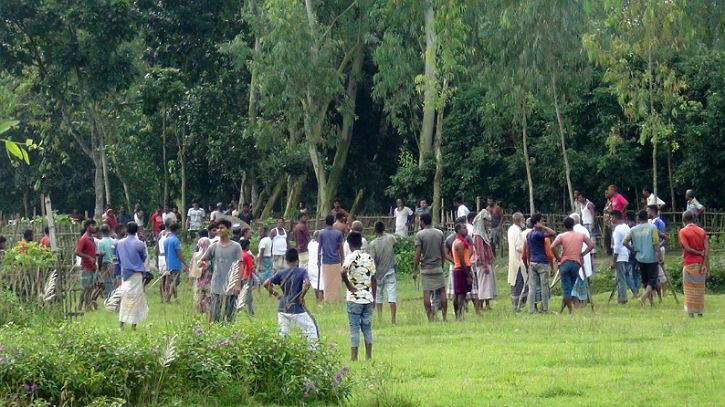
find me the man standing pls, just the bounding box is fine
[308,231,324,301]
[369,221,398,324]
[413,213,450,321]
[334,212,349,237]
[238,203,254,225]
[150,206,164,236]
[318,215,345,302]
[507,212,526,311]
[393,199,414,237]
[211,203,225,222]
[685,189,705,224]
[415,198,432,229]
[610,210,632,304]
[341,231,376,361]
[162,203,177,225]
[551,217,593,314]
[116,222,149,330]
[293,213,310,268]
[256,226,274,283]
[575,190,597,252]
[451,223,472,320]
[604,185,629,255]
[344,221,368,258]
[472,210,497,311]
[264,248,318,346]
[525,214,557,314]
[117,206,133,226]
[75,219,98,311]
[133,204,145,231]
[201,219,243,322]
[163,222,187,304]
[647,204,670,301]
[678,211,709,317]
[330,199,351,219]
[642,188,665,211]
[186,199,206,239]
[453,196,470,218]
[623,210,664,306]
[96,225,116,299]
[270,217,289,273]
[569,213,593,304]
[486,196,504,255]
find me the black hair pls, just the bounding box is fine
[646,204,659,212]
[637,210,648,221]
[334,198,341,204]
[455,216,466,224]
[297,212,307,220]
[420,213,432,226]
[126,222,139,235]
[277,217,285,222]
[169,223,180,233]
[683,211,695,223]
[563,217,575,230]
[453,196,463,204]
[114,224,126,234]
[627,210,637,222]
[23,229,33,241]
[466,212,476,222]
[454,223,466,233]
[84,219,96,229]
[241,239,251,250]
[374,221,385,234]
[530,213,543,225]
[100,224,111,235]
[199,229,209,238]
[325,215,335,226]
[347,231,363,248]
[217,219,232,229]
[335,212,345,220]
[643,187,653,194]
[285,248,299,263]
[610,210,622,219]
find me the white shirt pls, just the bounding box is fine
[573,224,593,278]
[344,237,368,258]
[210,210,225,222]
[507,224,524,286]
[271,228,288,256]
[457,205,470,218]
[162,212,177,224]
[307,240,323,290]
[258,236,272,258]
[134,212,144,226]
[186,207,205,230]
[580,200,595,225]
[647,194,665,208]
[394,206,414,236]
[612,223,631,262]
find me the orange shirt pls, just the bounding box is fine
[553,231,586,265]
[679,224,706,266]
[453,239,471,269]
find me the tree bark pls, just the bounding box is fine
[261,177,285,220]
[419,0,436,167]
[109,147,132,210]
[349,188,366,217]
[551,73,574,212]
[101,140,111,207]
[162,110,169,205]
[178,125,187,230]
[668,142,675,211]
[284,174,306,219]
[522,96,535,213]
[432,103,445,225]
[648,36,658,199]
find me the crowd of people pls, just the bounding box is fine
[0,186,712,360]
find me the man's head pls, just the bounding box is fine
[313,230,320,240]
[525,218,533,229]
[258,226,268,237]
[563,217,575,231]
[241,227,251,240]
[216,202,223,211]
[466,212,476,224]
[419,213,432,227]
[685,189,695,200]
[347,231,363,250]
[232,225,242,236]
[627,210,637,224]
[335,212,346,222]
[285,248,299,264]
[115,224,126,238]
[169,222,180,234]
[683,210,696,225]
[569,213,581,225]
[207,223,218,237]
[530,213,544,228]
[610,210,622,223]
[333,199,342,209]
[276,217,285,228]
[242,203,250,212]
[119,206,126,214]
[452,196,463,207]
[419,199,428,209]
[126,221,139,235]
[577,193,587,203]
[297,201,305,209]
[396,199,404,208]
[512,212,524,226]
[374,221,385,235]
[351,220,364,233]
[135,203,141,211]
[573,188,582,200]
[486,196,495,206]
[23,229,33,242]
[646,204,658,219]
[192,199,199,209]
[454,222,467,236]
[241,239,251,251]
[84,219,97,234]
[100,224,111,237]
[298,213,307,223]
[216,219,232,237]
[164,217,175,228]
[163,203,170,213]
[156,205,162,213]
[325,215,335,226]
[642,187,653,198]
[637,210,648,223]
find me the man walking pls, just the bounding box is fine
[678,211,709,317]
[75,219,98,311]
[341,231,376,361]
[525,214,557,314]
[369,221,398,324]
[507,212,526,311]
[623,210,664,306]
[201,219,243,322]
[318,215,345,302]
[163,222,187,304]
[413,213,450,321]
[293,213,310,268]
[451,223,472,320]
[116,222,149,330]
[551,217,594,313]
[610,210,632,304]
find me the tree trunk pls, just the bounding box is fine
[668,143,675,211]
[162,110,169,205]
[648,38,658,199]
[349,188,366,217]
[93,150,104,220]
[110,148,132,210]
[101,140,111,207]
[432,104,445,225]
[551,73,574,212]
[178,126,187,230]
[522,96,535,213]
[308,136,330,215]
[283,174,306,219]
[261,177,285,220]
[419,0,436,167]
[248,36,260,124]
[251,178,263,216]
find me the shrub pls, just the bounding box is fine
[394,236,416,275]
[0,322,351,406]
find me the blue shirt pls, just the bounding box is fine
[624,223,660,264]
[117,234,147,279]
[318,227,344,265]
[271,267,308,314]
[164,234,182,271]
[527,229,548,264]
[652,217,666,243]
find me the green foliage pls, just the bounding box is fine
[394,236,416,276]
[0,323,351,406]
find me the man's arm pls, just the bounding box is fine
[371,276,377,303]
[262,278,279,298]
[176,247,187,270]
[651,229,663,263]
[441,242,454,265]
[338,239,345,264]
[703,237,710,273]
[541,226,557,238]
[340,266,356,292]
[74,240,94,262]
[413,245,422,278]
[658,231,669,248]
[582,236,594,258]
[587,201,596,216]
[622,232,634,254]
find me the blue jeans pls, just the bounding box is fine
[559,260,580,300]
[616,262,630,303]
[626,258,639,293]
[346,302,373,347]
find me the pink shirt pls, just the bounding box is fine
[553,231,587,265]
[610,193,628,212]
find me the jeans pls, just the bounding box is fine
[527,263,550,313]
[210,294,237,323]
[616,262,630,303]
[626,258,639,293]
[347,302,373,347]
[559,260,580,300]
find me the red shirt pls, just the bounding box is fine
[40,235,50,248]
[242,250,254,279]
[76,234,97,271]
[610,193,628,212]
[679,224,706,265]
[151,212,163,234]
[294,222,309,253]
[106,213,117,229]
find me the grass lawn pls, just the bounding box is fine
[81,256,725,407]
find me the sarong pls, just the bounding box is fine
[421,269,445,291]
[119,273,148,325]
[683,263,706,315]
[453,267,472,295]
[475,264,497,300]
[322,263,343,302]
[511,270,527,305]
[571,271,588,301]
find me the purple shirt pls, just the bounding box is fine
[117,234,147,279]
[318,227,344,264]
[527,229,548,264]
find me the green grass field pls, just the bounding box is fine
[81,257,725,407]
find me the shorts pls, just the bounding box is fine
[639,262,659,289]
[658,265,667,283]
[81,269,96,289]
[375,270,397,303]
[453,267,472,295]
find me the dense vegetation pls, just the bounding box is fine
[1,1,724,222]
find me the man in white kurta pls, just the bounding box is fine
[507,213,526,310]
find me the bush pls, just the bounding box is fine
[0,323,351,406]
[394,236,415,275]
